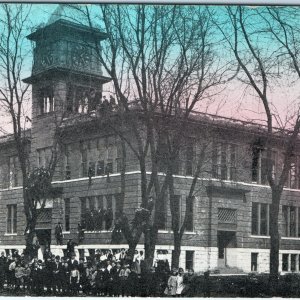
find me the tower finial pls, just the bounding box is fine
[47,4,71,25]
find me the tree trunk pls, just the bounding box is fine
[172,233,181,269]
[23,186,36,258]
[269,190,281,295]
[145,244,155,270]
[144,227,157,269]
[24,218,37,258]
[127,242,138,262]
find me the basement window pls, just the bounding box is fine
[282,254,289,272]
[186,251,194,270]
[251,253,258,271]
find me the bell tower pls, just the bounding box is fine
[23,5,111,172]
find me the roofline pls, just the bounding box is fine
[0,129,31,146]
[59,107,296,145]
[0,111,295,147]
[23,67,112,84]
[27,19,108,41]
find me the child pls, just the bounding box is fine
[70,265,80,296]
[182,268,196,297]
[14,262,24,291]
[176,267,185,296]
[23,263,31,291]
[62,262,70,295]
[165,268,178,296]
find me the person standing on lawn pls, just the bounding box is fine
[165,268,178,296]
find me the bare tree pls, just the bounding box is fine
[216,6,300,292]
[0,4,64,256]
[70,4,231,267]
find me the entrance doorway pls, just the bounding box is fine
[35,207,52,256]
[36,229,51,253]
[217,231,236,267]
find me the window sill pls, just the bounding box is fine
[7,186,22,190]
[251,181,269,186]
[4,233,17,236]
[158,230,196,234]
[250,235,270,238]
[282,237,300,240]
[62,231,70,234]
[85,230,112,233]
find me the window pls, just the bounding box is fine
[220,143,227,180]
[158,143,168,173]
[261,151,276,185]
[186,251,194,270]
[281,253,300,272]
[157,144,182,175]
[286,155,300,189]
[157,197,167,231]
[115,193,123,213]
[64,145,71,180]
[173,157,181,175]
[80,198,86,229]
[80,194,120,231]
[96,160,105,176]
[282,254,289,271]
[252,145,260,183]
[185,140,194,176]
[212,144,218,178]
[252,203,269,236]
[8,156,18,187]
[282,205,300,237]
[105,160,113,174]
[212,142,236,181]
[64,199,70,232]
[172,195,181,229]
[88,161,96,177]
[251,253,258,271]
[229,144,237,180]
[116,143,123,173]
[80,146,88,177]
[260,203,268,235]
[37,147,51,168]
[185,196,194,232]
[291,254,297,272]
[66,85,101,114]
[79,140,117,178]
[39,87,54,114]
[252,203,259,235]
[252,144,276,185]
[7,205,17,234]
[168,195,194,232]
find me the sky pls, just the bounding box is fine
[1,3,300,134]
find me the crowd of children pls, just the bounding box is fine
[0,248,197,297]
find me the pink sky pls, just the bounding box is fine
[0,4,299,134]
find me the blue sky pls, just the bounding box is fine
[1,3,300,134]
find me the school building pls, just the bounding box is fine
[0,8,300,274]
